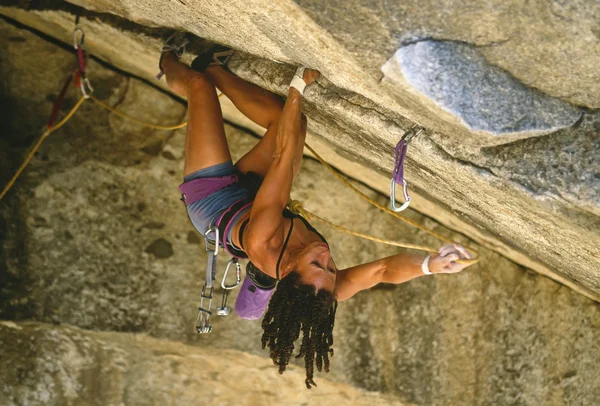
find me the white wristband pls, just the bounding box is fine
[290,67,306,95]
[290,76,306,95]
[422,256,432,275]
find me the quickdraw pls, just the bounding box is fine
[390,124,423,212]
[195,227,242,334]
[46,23,91,128]
[73,26,93,98]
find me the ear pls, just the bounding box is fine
[280,248,302,279]
[280,261,294,279]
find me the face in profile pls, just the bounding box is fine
[289,241,337,293]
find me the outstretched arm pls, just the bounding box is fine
[335,244,473,302]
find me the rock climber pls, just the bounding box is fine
[158,37,474,389]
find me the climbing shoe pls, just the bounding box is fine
[156,32,189,80]
[191,44,234,72]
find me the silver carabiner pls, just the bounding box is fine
[216,258,242,317]
[73,27,85,50]
[204,226,219,288]
[79,77,94,99]
[221,258,242,290]
[390,178,411,212]
[204,227,220,256]
[402,124,424,144]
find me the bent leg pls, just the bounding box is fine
[204,65,284,129]
[162,53,231,176]
[228,68,317,177]
[234,115,307,177]
[183,76,231,175]
[203,65,287,177]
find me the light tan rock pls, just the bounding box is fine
[0,321,406,406]
[1,22,600,405]
[1,4,598,303]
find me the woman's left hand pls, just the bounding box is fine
[428,244,474,274]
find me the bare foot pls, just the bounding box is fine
[303,68,320,86]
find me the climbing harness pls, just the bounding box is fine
[390,124,423,212]
[1,80,478,266]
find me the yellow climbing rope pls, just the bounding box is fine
[298,144,480,265]
[287,200,438,253]
[0,97,86,201]
[0,94,194,201]
[1,88,478,265]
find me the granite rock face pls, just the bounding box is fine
[293,0,600,109]
[386,40,582,136]
[0,322,403,406]
[1,2,598,304]
[1,22,600,405]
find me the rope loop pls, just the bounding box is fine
[287,199,311,220]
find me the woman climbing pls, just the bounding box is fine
[158,38,474,389]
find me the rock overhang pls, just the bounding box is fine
[0,0,599,302]
[1,17,600,404]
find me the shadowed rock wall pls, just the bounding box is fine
[1,21,600,405]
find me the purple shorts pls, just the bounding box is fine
[180,161,251,238]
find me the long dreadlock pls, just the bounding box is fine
[261,271,338,389]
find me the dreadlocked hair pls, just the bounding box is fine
[261,271,338,389]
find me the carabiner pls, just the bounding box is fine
[73,28,85,50]
[221,258,242,290]
[79,77,94,99]
[401,124,424,144]
[204,227,220,256]
[390,178,411,212]
[196,284,214,334]
[215,258,242,317]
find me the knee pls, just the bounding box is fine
[257,91,284,124]
[185,72,214,92]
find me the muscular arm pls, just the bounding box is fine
[335,245,473,302]
[245,88,306,248]
[335,253,426,302]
